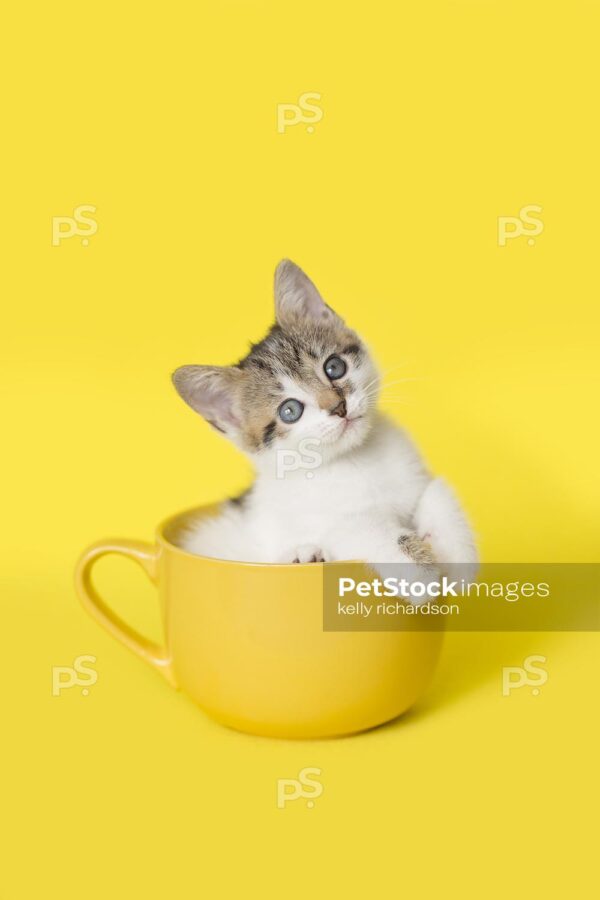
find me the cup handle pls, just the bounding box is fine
[74,539,176,687]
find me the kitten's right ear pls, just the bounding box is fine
[274,259,342,329]
[172,365,242,436]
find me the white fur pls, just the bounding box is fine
[180,412,478,576]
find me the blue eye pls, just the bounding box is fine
[324,355,347,380]
[278,398,304,423]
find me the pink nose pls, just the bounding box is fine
[330,398,347,418]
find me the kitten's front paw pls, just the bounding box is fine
[287,544,330,564]
[396,529,440,606]
[397,530,436,565]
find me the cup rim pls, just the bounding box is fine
[156,503,361,568]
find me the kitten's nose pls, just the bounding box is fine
[330,398,347,418]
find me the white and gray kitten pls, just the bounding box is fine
[172,260,477,579]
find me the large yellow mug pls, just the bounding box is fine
[75,505,443,739]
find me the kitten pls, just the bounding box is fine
[172,260,477,584]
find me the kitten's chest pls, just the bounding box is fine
[252,455,420,534]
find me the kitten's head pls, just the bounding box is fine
[172,260,380,468]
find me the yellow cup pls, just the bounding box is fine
[75,506,443,739]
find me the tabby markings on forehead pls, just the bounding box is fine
[237,323,362,387]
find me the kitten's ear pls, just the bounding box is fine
[274,259,342,329]
[172,365,242,436]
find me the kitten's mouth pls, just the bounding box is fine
[318,414,366,449]
[342,415,363,431]
[338,415,366,440]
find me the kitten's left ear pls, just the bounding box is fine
[274,259,343,329]
[171,364,242,437]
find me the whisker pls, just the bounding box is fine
[362,380,421,402]
[379,377,423,390]
[361,363,410,394]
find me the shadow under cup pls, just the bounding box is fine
[75,505,444,739]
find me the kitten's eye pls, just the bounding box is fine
[278,398,304,424]
[324,355,347,380]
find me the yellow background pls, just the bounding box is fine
[1,1,598,897]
